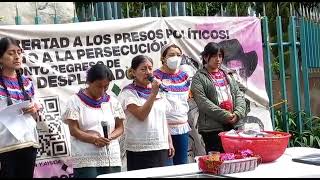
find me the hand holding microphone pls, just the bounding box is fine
[147,75,168,92]
[91,122,111,147]
[101,121,112,167]
[101,121,109,139]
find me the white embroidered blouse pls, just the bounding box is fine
[119,87,169,152]
[0,75,40,154]
[62,93,125,168]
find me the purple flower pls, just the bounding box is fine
[220,153,235,161]
[240,149,254,157]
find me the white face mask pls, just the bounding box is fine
[166,56,182,70]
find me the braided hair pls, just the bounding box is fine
[16,69,31,101]
[0,37,30,106]
[0,68,13,105]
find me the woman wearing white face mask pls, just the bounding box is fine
[153,43,191,166]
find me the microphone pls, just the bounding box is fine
[147,75,168,92]
[101,121,111,167]
[101,121,108,139]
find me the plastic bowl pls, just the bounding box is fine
[218,131,291,163]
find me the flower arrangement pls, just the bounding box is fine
[198,149,261,175]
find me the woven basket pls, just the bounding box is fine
[197,156,259,175]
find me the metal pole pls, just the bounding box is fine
[299,12,312,127]
[147,8,151,17]
[54,2,59,24]
[81,4,86,22]
[118,2,123,19]
[175,2,179,16]
[276,4,289,132]
[106,2,112,20]
[34,2,41,24]
[288,10,303,134]
[235,3,238,17]
[206,2,209,16]
[155,7,158,17]
[113,2,118,19]
[126,2,130,18]
[72,2,79,22]
[90,2,97,21]
[95,2,99,19]
[313,9,320,69]
[159,3,162,17]
[299,3,302,18]
[15,3,21,25]
[167,2,172,17]
[151,6,158,17]
[142,3,146,17]
[181,2,186,16]
[99,2,105,20]
[262,2,276,127]
[309,10,316,77]
[220,3,223,16]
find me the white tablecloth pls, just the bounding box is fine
[228,147,320,178]
[97,147,320,178]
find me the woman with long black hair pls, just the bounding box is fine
[0,36,40,178]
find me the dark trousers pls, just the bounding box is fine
[126,149,168,171]
[74,166,121,178]
[166,133,189,166]
[200,131,225,154]
[0,146,37,178]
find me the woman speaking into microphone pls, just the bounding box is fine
[119,55,174,171]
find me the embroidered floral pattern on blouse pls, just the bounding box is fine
[63,108,80,121]
[76,89,110,108]
[153,69,190,92]
[122,83,153,99]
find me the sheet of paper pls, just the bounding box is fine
[0,101,34,140]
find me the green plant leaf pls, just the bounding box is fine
[295,141,304,147]
[302,137,308,146]
[304,117,314,125]
[273,110,320,148]
[288,118,296,127]
[315,136,320,148]
[309,135,314,147]
[302,130,312,135]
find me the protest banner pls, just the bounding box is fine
[0,16,271,177]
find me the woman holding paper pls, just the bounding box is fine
[63,63,125,178]
[0,37,40,178]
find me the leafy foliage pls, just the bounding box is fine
[274,109,320,148]
[122,2,143,18]
[185,2,252,16]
